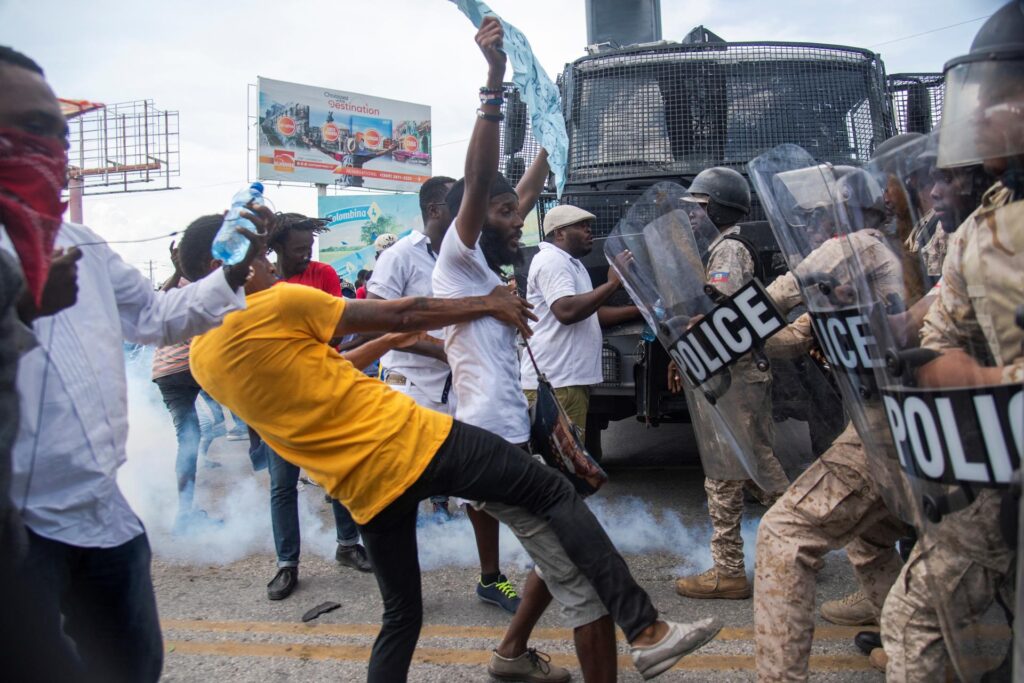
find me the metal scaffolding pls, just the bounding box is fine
[65,99,180,197]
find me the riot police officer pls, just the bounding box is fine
[670,167,790,601]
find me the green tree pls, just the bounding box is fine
[359,213,402,245]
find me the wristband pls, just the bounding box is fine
[479,98,504,106]
[476,109,504,122]
[479,86,503,95]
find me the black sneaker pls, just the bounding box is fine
[854,630,882,655]
[336,544,373,573]
[477,574,521,614]
[267,567,298,601]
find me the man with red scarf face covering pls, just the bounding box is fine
[0,45,83,683]
[0,46,266,683]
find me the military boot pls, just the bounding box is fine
[868,647,887,672]
[675,567,751,599]
[819,589,878,626]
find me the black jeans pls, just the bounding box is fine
[358,421,658,682]
[22,529,164,683]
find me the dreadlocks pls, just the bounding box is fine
[267,212,328,251]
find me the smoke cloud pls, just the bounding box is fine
[119,350,757,573]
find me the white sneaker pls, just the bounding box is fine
[630,617,722,680]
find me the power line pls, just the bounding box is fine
[869,14,992,48]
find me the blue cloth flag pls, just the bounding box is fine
[449,0,569,197]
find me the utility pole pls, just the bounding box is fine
[147,260,155,286]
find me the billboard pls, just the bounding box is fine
[258,77,431,192]
[318,193,423,282]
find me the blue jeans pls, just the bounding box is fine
[22,530,164,683]
[154,370,201,513]
[257,440,360,566]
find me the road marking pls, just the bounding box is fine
[165,640,875,672]
[162,618,1011,642]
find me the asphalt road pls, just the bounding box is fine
[150,418,883,682]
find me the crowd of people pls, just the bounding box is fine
[0,4,1021,683]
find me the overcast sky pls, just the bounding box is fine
[0,0,1003,280]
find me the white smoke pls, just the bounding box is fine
[119,350,759,573]
[118,349,337,565]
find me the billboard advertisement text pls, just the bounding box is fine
[318,193,423,281]
[259,77,431,192]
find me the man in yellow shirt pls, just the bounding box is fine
[182,227,718,681]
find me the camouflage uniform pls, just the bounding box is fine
[697,229,789,578]
[754,230,913,682]
[881,184,1022,681]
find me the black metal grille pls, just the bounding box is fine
[498,83,544,186]
[562,41,892,184]
[887,73,945,136]
[598,343,621,387]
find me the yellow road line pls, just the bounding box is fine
[166,640,875,672]
[162,618,886,642]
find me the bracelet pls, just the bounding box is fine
[479,97,504,106]
[479,86,503,95]
[476,109,504,122]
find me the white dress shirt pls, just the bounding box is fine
[432,226,530,444]
[519,242,603,390]
[366,230,451,403]
[7,222,246,548]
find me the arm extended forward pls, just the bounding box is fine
[337,285,536,339]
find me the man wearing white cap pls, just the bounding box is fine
[520,205,640,433]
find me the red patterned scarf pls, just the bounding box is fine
[0,127,67,305]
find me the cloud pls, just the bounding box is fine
[3,0,999,273]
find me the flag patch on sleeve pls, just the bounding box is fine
[709,271,730,284]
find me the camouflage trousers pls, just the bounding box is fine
[754,427,908,682]
[706,478,747,577]
[881,491,1014,683]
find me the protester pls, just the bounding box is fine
[520,204,640,437]
[374,231,397,257]
[0,44,88,682]
[187,18,720,683]
[150,240,225,532]
[9,132,265,683]
[255,211,372,600]
[367,175,458,519]
[355,268,371,299]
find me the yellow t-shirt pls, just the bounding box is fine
[190,283,453,524]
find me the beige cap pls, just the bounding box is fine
[542,204,596,237]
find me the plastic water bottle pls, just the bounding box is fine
[212,182,267,265]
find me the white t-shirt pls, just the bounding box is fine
[520,242,603,390]
[432,225,530,444]
[367,230,451,403]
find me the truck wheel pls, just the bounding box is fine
[584,415,604,463]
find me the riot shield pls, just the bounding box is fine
[748,144,920,531]
[855,132,1020,682]
[604,182,828,490]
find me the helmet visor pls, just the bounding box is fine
[938,58,1024,168]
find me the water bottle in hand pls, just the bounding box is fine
[212,182,267,265]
